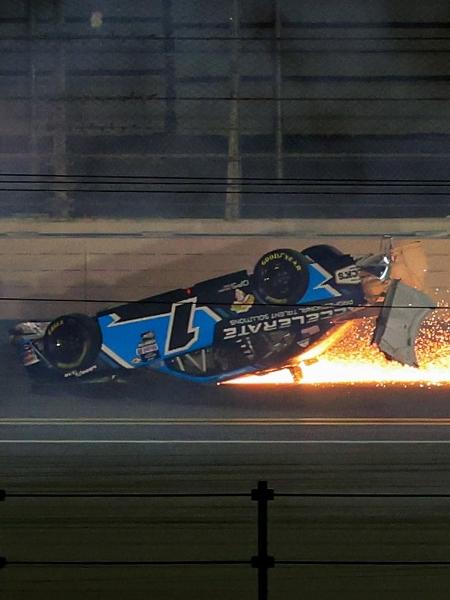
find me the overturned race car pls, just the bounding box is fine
[10,242,435,386]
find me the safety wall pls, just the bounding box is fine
[0,219,448,320]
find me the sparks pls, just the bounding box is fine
[227,304,450,387]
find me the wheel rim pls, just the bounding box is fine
[46,320,89,369]
[261,261,298,300]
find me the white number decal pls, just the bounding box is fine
[165,298,199,355]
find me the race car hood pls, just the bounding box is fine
[372,279,435,367]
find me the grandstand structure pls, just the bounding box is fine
[0,0,449,218]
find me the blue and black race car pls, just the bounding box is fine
[10,244,435,385]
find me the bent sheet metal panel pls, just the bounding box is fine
[373,280,436,367]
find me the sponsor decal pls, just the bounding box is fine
[136,330,160,362]
[230,289,255,314]
[228,301,353,327]
[335,265,360,285]
[223,306,352,340]
[218,279,250,294]
[63,364,98,378]
[230,313,270,325]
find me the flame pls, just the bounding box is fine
[227,304,450,386]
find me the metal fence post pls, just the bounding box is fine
[225,0,241,220]
[251,481,275,600]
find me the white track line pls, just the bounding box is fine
[2,418,450,426]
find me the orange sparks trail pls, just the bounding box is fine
[228,306,450,386]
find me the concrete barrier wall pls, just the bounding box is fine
[0,219,448,320]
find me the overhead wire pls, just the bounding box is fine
[2,296,447,310]
[4,34,450,41]
[6,94,450,101]
[1,188,449,196]
[3,173,450,184]
[1,173,450,196]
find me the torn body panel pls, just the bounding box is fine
[373,280,436,367]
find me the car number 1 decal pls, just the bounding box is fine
[98,297,221,366]
[165,298,199,355]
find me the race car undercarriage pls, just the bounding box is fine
[10,241,436,386]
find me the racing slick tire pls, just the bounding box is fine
[253,248,310,305]
[43,313,102,372]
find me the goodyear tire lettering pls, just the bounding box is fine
[253,248,310,305]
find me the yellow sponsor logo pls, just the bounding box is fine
[231,289,255,314]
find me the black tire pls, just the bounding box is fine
[253,248,310,305]
[43,313,102,372]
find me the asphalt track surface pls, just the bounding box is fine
[1,324,450,599]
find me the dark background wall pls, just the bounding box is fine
[1,0,450,218]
